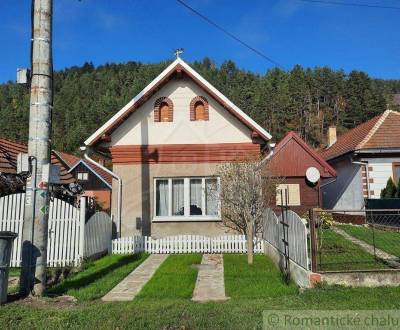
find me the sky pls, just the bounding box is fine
[0,0,399,83]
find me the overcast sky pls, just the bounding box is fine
[1,0,399,83]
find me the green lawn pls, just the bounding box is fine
[317,229,389,271]
[136,254,202,299]
[46,253,148,301]
[339,224,400,258]
[2,253,400,329]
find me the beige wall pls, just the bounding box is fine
[112,162,234,238]
[106,76,253,147]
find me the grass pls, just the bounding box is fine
[46,253,148,301]
[137,254,202,299]
[224,254,298,298]
[317,229,389,271]
[339,224,400,258]
[2,253,400,329]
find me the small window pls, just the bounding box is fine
[194,101,206,120]
[154,177,220,220]
[159,102,170,122]
[77,172,89,181]
[190,96,209,121]
[154,97,173,122]
[393,163,400,183]
[276,184,300,206]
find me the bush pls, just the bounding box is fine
[302,208,333,228]
[380,177,397,198]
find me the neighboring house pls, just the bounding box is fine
[55,151,112,211]
[84,57,272,237]
[0,139,75,195]
[320,110,400,210]
[268,132,336,215]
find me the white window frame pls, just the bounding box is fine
[77,172,89,181]
[153,176,221,222]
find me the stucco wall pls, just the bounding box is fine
[106,76,253,147]
[111,162,233,238]
[322,156,364,210]
[361,157,400,198]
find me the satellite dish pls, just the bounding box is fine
[306,167,320,184]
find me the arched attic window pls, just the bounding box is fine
[154,97,173,122]
[190,96,209,121]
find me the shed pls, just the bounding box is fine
[268,132,336,214]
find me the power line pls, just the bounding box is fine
[298,0,400,10]
[176,0,284,68]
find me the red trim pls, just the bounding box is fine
[88,63,270,146]
[111,143,260,164]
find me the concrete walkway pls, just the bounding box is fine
[102,254,168,302]
[333,227,400,268]
[192,254,229,302]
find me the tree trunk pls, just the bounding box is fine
[247,221,254,265]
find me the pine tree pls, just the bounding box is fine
[381,177,397,198]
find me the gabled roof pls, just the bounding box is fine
[54,151,112,188]
[68,160,112,189]
[0,139,75,184]
[269,131,336,178]
[320,110,400,161]
[84,58,272,147]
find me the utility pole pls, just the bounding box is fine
[20,0,53,296]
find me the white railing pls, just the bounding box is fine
[263,208,309,270]
[0,193,112,267]
[112,234,264,255]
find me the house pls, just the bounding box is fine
[55,151,112,211]
[84,57,272,237]
[0,139,75,195]
[320,110,400,210]
[268,132,336,215]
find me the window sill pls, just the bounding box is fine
[152,216,221,223]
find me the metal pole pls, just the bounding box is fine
[20,0,53,296]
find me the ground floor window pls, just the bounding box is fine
[154,177,220,220]
[276,183,301,206]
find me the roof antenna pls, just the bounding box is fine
[174,48,184,59]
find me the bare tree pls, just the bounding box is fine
[216,157,280,265]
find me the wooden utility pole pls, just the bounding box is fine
[20,0,53,296]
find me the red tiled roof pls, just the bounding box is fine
[55,151,112,187]
[320,110,400,160]
[0,139,75,184]
[269,132,336,178]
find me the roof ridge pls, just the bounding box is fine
[356,110,391,150]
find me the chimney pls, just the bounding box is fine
[328,126,337,147]
[98,158,105,166]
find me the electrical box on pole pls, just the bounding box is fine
[16,68,30,84]
[17,153,30,174]
[41,164,60,184]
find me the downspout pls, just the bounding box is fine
[80,146,123,238]
[352,160,370,199]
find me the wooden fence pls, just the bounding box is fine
[263,208,309,270]
[111,234,264,254]
[0,193,112,267]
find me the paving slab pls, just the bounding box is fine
[102,254,168,302]
[192,254,229,302]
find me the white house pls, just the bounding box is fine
[84,57,272,237]
[320,110,400,210]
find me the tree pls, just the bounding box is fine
[381,177,397,198]
[216,157,280,265]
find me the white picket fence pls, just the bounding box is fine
[262,208,309,269]
[112,234,264,254]
[0,193,112,267]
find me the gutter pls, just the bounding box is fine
[80,146,123,238]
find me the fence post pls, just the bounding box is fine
[79,196,86,262]
[309,208,317,272]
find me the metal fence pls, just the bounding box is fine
[310,209,400,272]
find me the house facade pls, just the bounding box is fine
[320,110,400,210]
[268,132,336,215]
[84,58,272,237]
